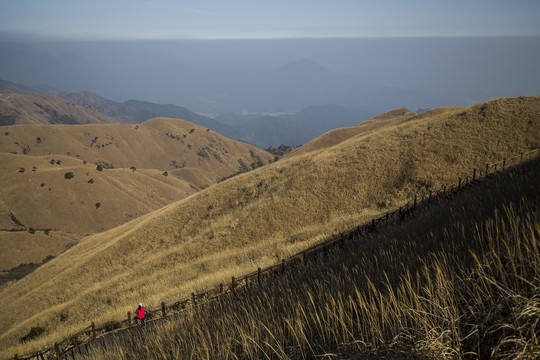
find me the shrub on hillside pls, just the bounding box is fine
[9,213,24,227]
[96,165,103,172]
[20,327,45,343]
[64,172,75,180]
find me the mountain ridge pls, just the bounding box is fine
[1,96,537,352]
[2,79,380,147]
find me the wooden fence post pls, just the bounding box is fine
[302,252,307,265]
[231,277,236,296]
[220,283,224,294]
[13,354,18,360]
[127,311,132,328]
[371,218,375,229]
[55,343,60,360]
[340,233,345,248]
[485,163,489,176]
[413,195,417,208]
[191,292,196,307]
[503,158,506,169]
[521,152,524,161]
[91,321,96,340]
[161,302,166,318]
[473,168,476,181]
[458,177,462,188]
[257,268,262,285]
[429,190,432,203]
[281,259,286,273]
[443,186,446,195]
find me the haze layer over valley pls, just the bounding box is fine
[2,37,539,118]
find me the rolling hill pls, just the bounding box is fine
[0,118,273,272]
[2,80,376,148]
[0,96,538,355]
[287,107,417,157]
[0,86,122,126]
[63,91,232,135]
[0,117,271,179]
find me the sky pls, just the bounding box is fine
[1,0,540,40]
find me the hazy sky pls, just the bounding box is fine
[1,0,540,40]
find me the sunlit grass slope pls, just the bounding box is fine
[86,148,540,360]
[0,92,119,125]
[0,153,196,270]
[288,107,417,158]
[0,96,538,354]
[0,118,273,269]
[0,117,272,178]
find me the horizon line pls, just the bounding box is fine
[2,32,540,43]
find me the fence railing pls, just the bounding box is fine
[11,148,539,360]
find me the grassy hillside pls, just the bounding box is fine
[0,96,538,355]
[0,92,121,125]
[0,153,196,271]
[288,107,417,158]
[0,118,273,270]
[0,118,271,175]
[64,91,232,135]
[84,147,540,360]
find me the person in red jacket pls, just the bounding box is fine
[135,303,145,325]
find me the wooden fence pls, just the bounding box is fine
[11,148,540,360]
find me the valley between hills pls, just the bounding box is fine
[0,93,538,359]
[0,117,273,273]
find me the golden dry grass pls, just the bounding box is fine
[288,107,417,158]
[0,117,272,177]
[0,96,538,356]
[0,118,273,269]
[0,92,119,125]
[80,151,540,359]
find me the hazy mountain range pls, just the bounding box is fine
[2,37,538,117]
[1,79,376,147]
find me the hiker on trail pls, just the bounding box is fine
[135,303,145,325]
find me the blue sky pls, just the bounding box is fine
[1,0,540,40]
